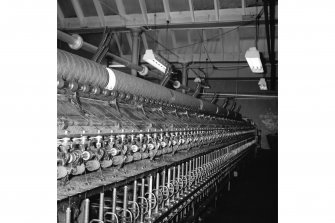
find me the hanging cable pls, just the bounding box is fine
[144,9,265,59]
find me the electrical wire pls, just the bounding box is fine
[155,9,264,52]
[145,8,264,59]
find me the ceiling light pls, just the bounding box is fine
[143,49,170,74]
[258,78,268,90]
[245,47,264,73]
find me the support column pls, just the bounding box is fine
[131,28,141,76]
[181,63,188,94]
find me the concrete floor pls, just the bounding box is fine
[202,148,278,223]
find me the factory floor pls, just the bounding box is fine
[201,148,278,223]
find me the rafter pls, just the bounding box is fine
[57,3,65,27]
[139,0,149,25]
[219,28,225,60]
[70,0,86,27]
[113,33,124,57]
[214,0,219,21]
[162,0,171,21]
[115,0,130,24]
[241,0,246,15]
[188,0,195,22]
[93,0,105,26]
[141,32,149,50]
[187,30,192,45]
[126,32,133,50]
[171,30,177,49]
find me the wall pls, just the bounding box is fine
[197,79,278,150]
[236,98,278,150]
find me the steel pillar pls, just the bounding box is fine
[131,28,141,76]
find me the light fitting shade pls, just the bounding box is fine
[245,47,264,73]
[143,49,169,74]
[258,78,268,90]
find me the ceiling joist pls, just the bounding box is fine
[92,0,105,26]
[162,0,171,22]
[213,0,220,21]
[70,0,86,27]
[57,3,65,27]
[138,0,149,25]
[188,0,195,22]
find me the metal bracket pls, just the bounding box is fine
[136,103,148,118]
[160,67,172,86]
[151,106,164,117]
[70,92,91,118]
[109,98,122,117]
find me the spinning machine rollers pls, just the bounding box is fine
[57,50,258,223]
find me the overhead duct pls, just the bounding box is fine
[57,49,225,116]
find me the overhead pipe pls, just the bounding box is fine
[57,30,191,91]
[58,30,152,78]
[172,80,192,93]
[57,49,224,116]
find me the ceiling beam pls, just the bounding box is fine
[61,19,277,34]
[115,0,130,24]
[162,0,171,21]
[141,32,149,50]
[188,0,195,22]
[60,6,277,30]
[138,0,149,25]
[57,3,65,27]
[213,0,219,21]
[93,0,105,26]
[241,0,246,15]
[70,0,86,27]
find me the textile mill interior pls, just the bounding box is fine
[57,0,278,223]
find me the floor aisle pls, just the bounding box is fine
[202,148,278,223]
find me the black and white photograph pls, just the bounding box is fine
[56,1,277,222]
[1,1,335,223]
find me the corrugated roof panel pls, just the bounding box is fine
[159,30,173,49]
[145,0,165,13]
[174,30,188,44]
[204,29,221,41]
[119,33,131,55]
[100,0,119,16]
[218,0,241,9]
[189,29,202,42]
[145,31,159,50]
[169,0,189,12]
[124,0,142,14]
[245,0,263,7]
[78,0,98,17]
[193,0,214,10]
[58,0,77,18]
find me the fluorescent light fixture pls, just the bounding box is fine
[245,47,264,73]
[108,62,125,68]
[143,49,170,74]
[258,78,268,90]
